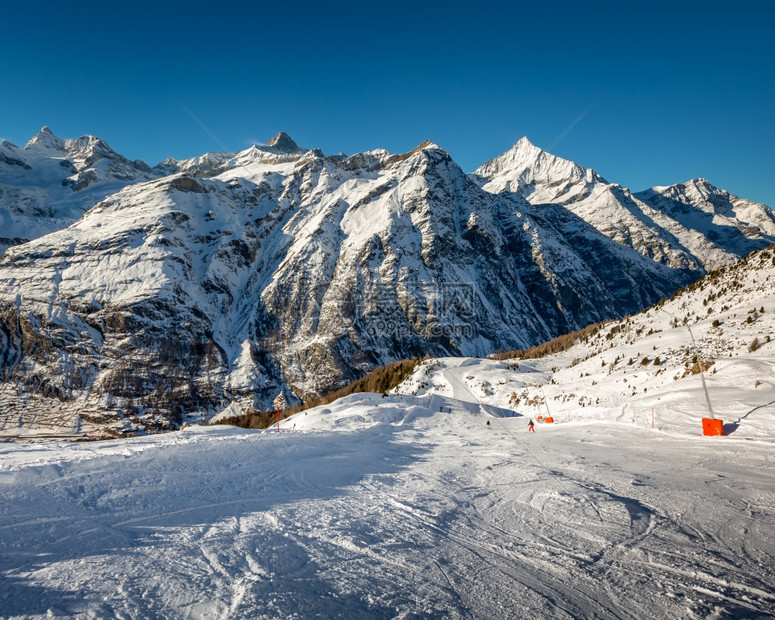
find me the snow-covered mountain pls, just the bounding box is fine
[0,137,695,435]
[0,127,161,253]
[0,128,772,435]
[474,138,775,271]
[473,136,609,203]
[158,131,311,179]
[635,178,775,250]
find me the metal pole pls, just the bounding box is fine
[662,308,716,420]
[539,384,552,419]
[274,393,286,433]
[685,321,715,420]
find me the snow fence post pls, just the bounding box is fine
[684,321,723,435]
[539,384,553,422]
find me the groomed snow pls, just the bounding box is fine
[1,346,774,619]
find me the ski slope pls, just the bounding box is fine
[3,245,775,617]
[1,375,774,619]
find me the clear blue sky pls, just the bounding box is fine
[2,0,773,206]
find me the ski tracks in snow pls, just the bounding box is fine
[2,411,775,617]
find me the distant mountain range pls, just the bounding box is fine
[1,127,773,436]
[473,137,775,271]
[0,127,162,253]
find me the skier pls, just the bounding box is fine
[528,419,535,432]
[486,420,491,429]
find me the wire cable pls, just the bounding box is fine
[181,429,270,513]
[546,105,593,152]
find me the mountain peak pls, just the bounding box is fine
[24,126,65,152]
[404,139,442,156]
[473,136,607,202]
[644,178,723,203]
[266,132,302,153]
[417,139,445,152]
[687,178,716,191]
[501,137,544,164]
[514,136,540,152]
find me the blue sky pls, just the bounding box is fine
[2,0,773,206]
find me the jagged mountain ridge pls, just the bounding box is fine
[474,138,775,271]
[0,138,694,435]
[0,127,162,254]
[0,128,772,436]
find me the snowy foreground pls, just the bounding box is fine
[2,351,775,619]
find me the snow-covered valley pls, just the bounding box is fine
[2,245,774,618]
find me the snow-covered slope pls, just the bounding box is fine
[474,138,775,272]
[0,138,694,434]
[393,243,775,440]
[1,246,773,617]
[0,127,161,253]
[636,177,775,254]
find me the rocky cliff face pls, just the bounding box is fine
[0,131,771,437]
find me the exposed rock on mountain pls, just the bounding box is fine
[0,129,772,436]
[266,131,303,153]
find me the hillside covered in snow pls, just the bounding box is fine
[397,243,775,439]
[1,245,773,618]
[0,128,773,436]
